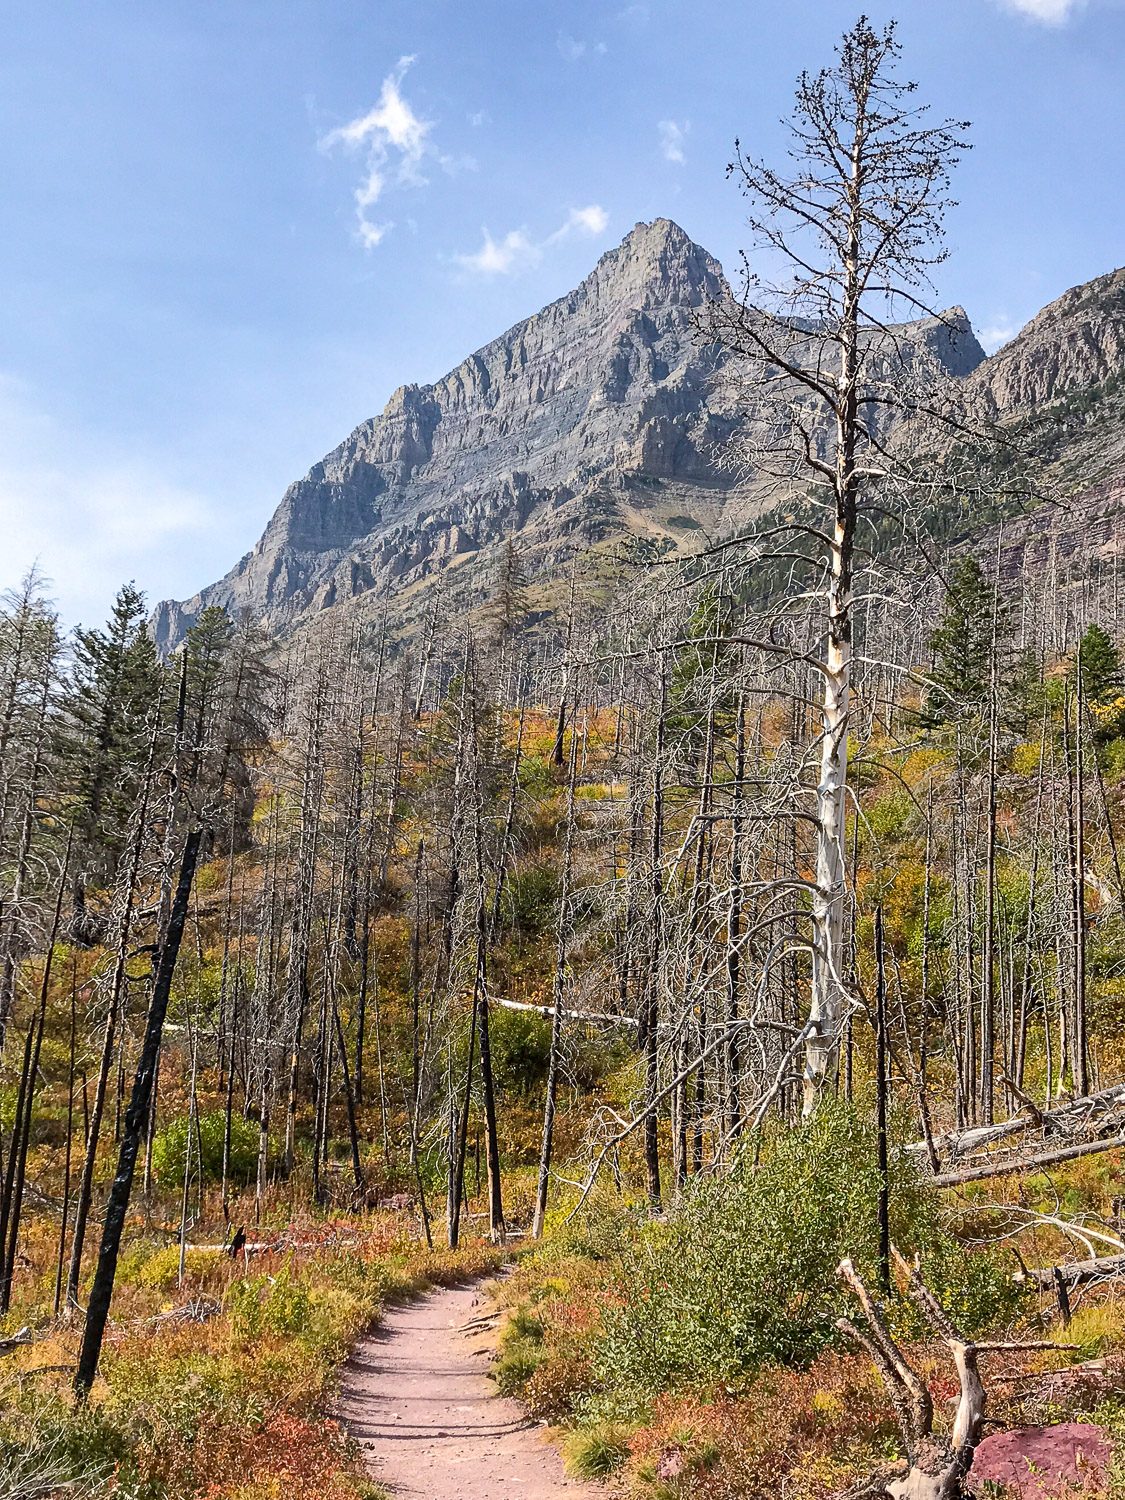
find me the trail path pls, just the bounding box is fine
[337,1279,603,1500]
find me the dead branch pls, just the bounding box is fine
[836,1247,1067,1500]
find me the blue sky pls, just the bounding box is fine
[2,0,1123,627]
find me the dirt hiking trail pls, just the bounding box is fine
[337,1278,604,1500]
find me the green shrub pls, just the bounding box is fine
[867,788,915,842]
[582,1103,988,1420]
[150,1108,258,1190]
[507,1306,545,1341]
[489,1005,552,1094]
[494,1339,543,1396]
[228,1265,313,1341]
[502,860,559,934]
[518,755,554,797]
[907,1233,1026,1338]
[563,1424,632,1478]
[0,1395,136,1500]
[136,1244,219,1291]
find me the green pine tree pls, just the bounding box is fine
[61,581,165,881]
[484,537,531,646]
[1076,622,1122,702]
[1075,621,1125,740]
[923,558,1005,728]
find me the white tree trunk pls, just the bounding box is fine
[806,539,851,1114]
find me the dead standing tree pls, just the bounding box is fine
[710,17,971,1112]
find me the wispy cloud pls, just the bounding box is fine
[557,30,608,59]
[457,228,538,276]
[320,57,464,249]
[559,205,609,237]
[659,119,689,164]
[979,318,1018,353]
[996,0,1085,23]
[455,205,609,276]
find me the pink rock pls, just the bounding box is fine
[656,1448,685,1481]
[971,1423,1112,1500]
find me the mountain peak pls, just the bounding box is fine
[583,217,726,312]
[619,216,696,253]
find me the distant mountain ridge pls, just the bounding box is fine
[153,220,1125,648]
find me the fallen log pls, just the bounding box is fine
[910,1083,1125,1162]
[497,996,638,1027]
[931,1131,1125,1188]
[1016,1253,1125,1290]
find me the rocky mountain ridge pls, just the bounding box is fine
[153,220,1125,648]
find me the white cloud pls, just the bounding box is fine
[321,57,459,250]
[559,204,609,236]
[557,31,607,59]
[455,204,610,276]
[457,227,539,276]
[979,318,1017,353]
[996,0,1085,22]
[358,218,392,249]
[659,119,689,164]
[0,375,224,628]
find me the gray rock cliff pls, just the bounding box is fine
[153,219,1011,647]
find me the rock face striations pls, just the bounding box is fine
[154,219,1125,648]
[154,219,737,647]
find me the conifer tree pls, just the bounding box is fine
[924,558,1003,727]
[484,536,530,647]
[1075,621,1124,740]
[1076,622,1121,704]
[61,582,164,884]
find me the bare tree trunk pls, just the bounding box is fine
[532,694,580,1239]
[75,826,203,1396]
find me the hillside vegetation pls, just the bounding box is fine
[6,17,1125,1500]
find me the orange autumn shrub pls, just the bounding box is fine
[625,1352,897,1500]
[200,1414,363,1500]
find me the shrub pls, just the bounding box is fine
[563,1423,632,1478]
[517,755,554,797]
[229,1266,313,1340]
[150,1108,258,1190]
[867,788,916,842]
[494,1339,543,1396]
[905,1233,1026,1339]
[523,1349,594,1422]
[582,1104,950,1419]
[489,1005,552,1094]
[136,1244,221,1291]
[502,860,559,934]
